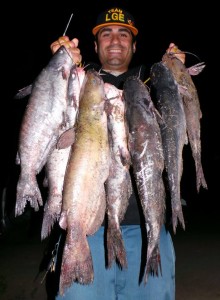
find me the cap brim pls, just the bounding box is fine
[92,23,138,36]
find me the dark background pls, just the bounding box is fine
[1,1,219,229]
[1,3,219,299]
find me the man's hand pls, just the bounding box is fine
[50,36,82,65]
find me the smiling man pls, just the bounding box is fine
[50,7,176,300]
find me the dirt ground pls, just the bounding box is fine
[0,206,220,300]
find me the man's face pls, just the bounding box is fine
[95,25,136,72]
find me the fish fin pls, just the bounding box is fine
[41,214,56,240]
[144,246,162,284]
[57,128,75,149]
[178,85,193,99]
[59,229,94,295]
[187,62,206,76]
[172,206,185,234]
[42,175,48,188]
[106,225,127,269]
[14,84,33,99]
[154,107,164,126]
[119,146,131,167]
[41,200,61,240]
[196,164,208,192]
[59,211,68,230]
[15,177,43,216]
[15,152,20,165]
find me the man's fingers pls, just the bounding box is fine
[50,37,82,65]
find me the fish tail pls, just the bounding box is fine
[41,212,58,240]
[59,229,94,295]
[15,176,42,216]
[106,226,127,269]
[41,215,54,240]
[196,164,208,192]
[172,205,185,234]
[41,196,62,239]
[144,246,162,284]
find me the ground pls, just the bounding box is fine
[0,206,220,300]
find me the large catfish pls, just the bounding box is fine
[150,59,187,233]
[41,66,86,239]
[58,69,110,295]
[161,43,207,192]
[123,76,165,282]
[104,83,132,269]
[15,46,74,216]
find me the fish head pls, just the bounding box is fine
[164,43,185,64]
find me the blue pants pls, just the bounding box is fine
[56,225,175,300]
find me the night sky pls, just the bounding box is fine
[2,1,219,226]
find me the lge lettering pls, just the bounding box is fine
[105,13,125,22]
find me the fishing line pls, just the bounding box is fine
[182,51,201,62]
[63,13,74,36]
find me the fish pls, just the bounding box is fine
[15,46,74,217]
[104,83,132,269]
[41,66,86,239]
[123,75,165,282]
[41,145,71,240]
[161,43,207,192]
[150,60,187,233]
[58,69,110,295]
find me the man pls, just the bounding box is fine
[50,7,175,300]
